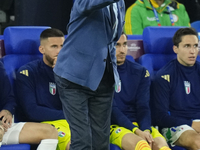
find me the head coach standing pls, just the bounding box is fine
[53,0,125,150]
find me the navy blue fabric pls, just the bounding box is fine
[16,59,64,122]
[110,144,121,150]
[111,59,151,131]
[170,145,187,150]
[0,61,16,115]
[152,59,200,128]
[2,55,42,123]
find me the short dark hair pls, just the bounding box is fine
[121,31,127,40]
[173,27,198,47]
[40,28,64,41]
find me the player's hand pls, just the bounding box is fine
[135,129,154,146]
[192,121,200,133]
[52,57,57,68]
[0,110,12,130]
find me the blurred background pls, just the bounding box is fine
[0,0,73,34]
[0,0,200,35]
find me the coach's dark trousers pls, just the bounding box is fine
[54,69,114,150]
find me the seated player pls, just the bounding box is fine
[15,28,70,150]
[0,61,58,150]
[110,32,171,150]
[151,27,200,149]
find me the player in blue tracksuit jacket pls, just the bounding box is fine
[16,28,70,150]
[151,27,200,149]
[16,58,64,122]
[0,61,58,149]
[110,32,171,150]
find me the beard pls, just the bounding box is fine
[116,54,126,65]
[117,60,124,64]
[45,54,54,66]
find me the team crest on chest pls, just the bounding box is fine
[49,82,56,95]
[184,81,190,94]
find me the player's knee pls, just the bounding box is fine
[41,124,58,139]
[192,136,200,149]
[122,134,143,149]
[153,137,169,149]
[126,140,139,149]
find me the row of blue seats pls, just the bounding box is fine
[0,32,143,58]
[2,26,200,83]
[1,25,198,149]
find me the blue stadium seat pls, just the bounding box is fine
[126,55,135,62]
[138,26,182,76]
[127,35,142,40]
[1,144,30,150]
[191,20,200,32]
[110,144,121,150]
[2,26,50,85]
